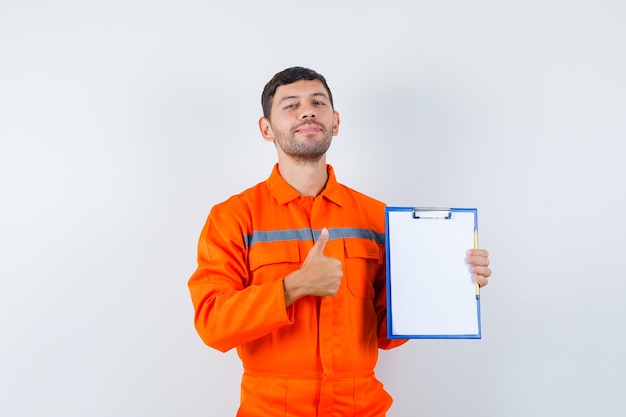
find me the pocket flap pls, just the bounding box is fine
[344,238,381,260]
[249,240,301,271]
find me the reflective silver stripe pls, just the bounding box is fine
[328,227,385,244]
[245,228,314,248]
[244,227,385,248]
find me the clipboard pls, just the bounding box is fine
[385,207,481,339]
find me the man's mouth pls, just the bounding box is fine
[294,123,323,134]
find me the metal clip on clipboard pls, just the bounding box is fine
[412,208,452,219]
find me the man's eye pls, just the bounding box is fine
[314,101,325,106]
[284,103,297,109]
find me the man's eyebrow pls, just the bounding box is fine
[277,92,329,104]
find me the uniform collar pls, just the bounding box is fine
[267,163,344,206]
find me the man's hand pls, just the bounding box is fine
[465,248,492,287]
[283,228,343,306]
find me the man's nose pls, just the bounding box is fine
[299,104,316,119]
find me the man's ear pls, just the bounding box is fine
[259,117,275,142]
[332,111,341,136]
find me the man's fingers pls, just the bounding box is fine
[311,227,329,256]
[466,248,489,258]
[474,275,489,287]
[465,250,490,267]
[471,265,492,279]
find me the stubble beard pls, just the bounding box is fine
[274,127,333,165]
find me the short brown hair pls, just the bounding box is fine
[261,67,334,119]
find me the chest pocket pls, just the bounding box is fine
[344,239,382,299]
[248,240,302,286]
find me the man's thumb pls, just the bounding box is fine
[312,227,329,255]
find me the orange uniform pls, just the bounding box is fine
[189,165,407,416]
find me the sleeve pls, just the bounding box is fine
[373,250,409,350]
[188,208,294,353]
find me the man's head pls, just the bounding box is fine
[258,67,340,165]
[261,67,334,119]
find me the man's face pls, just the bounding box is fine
[260,79,340,163]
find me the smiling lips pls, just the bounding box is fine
[294,123,323,134]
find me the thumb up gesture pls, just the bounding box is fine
[283,228,343,306]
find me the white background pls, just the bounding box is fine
[1,1,624,416]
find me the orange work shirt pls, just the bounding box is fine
[189,164,407,416]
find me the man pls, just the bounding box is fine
[188,67,492,416]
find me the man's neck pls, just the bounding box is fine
[276,156,328,197]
